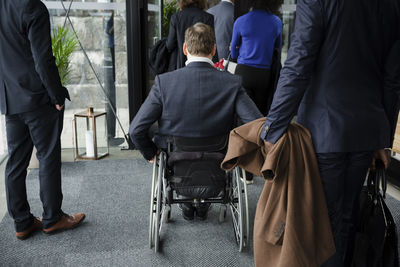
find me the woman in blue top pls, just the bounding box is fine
[231,0,282,115]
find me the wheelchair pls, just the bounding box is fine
[148,135,250,252]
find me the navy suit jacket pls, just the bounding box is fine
[207,1,234,60]
[0,0,69,115]
[129,62,262,160]
[262,0,400,153]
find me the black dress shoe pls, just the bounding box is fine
[196,203,211,221]
[179,203,194,221]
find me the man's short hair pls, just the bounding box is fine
[184,23,215,56]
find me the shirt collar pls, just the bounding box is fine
[185,56,214,66]
[221,0,234,4]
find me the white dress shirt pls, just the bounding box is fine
[185,56,214,66]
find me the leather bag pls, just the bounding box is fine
[352,160,399,267]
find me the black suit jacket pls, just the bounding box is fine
[262,0,400,153]
[129,62,262,160]
[0,0,69,115]
[166,7,216,69]
[384,40,400,146]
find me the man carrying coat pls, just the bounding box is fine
[0,0,85,239]
[261,0,400,266]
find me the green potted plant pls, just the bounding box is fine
[51,26,78,86]
[162,0,179,38]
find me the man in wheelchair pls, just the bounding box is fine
[129,22,262,220]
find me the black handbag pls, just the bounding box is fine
[149,39,177,75]
[352,160,399,267]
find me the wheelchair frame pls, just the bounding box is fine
[149,151,250,252]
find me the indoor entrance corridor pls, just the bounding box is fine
[0,0,400,266]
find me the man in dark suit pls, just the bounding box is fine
[260,0,400,266]
[130,22,262,220]
[207,0,235,60]
[0,0,85,240]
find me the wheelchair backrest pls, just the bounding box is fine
[167,135,228,166]
[171,135,228,152]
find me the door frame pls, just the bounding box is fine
[126,0,163,123]
[126,0,148,123]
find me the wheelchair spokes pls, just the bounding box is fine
[148,156,158,249]
[149,152,166,252]
[230,167,245,251]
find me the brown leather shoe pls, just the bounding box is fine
[43,213,86,235]
[16,217,42,240]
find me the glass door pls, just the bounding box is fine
[42,0,129,149]
[146,0,163,95]
[282,1,297,63]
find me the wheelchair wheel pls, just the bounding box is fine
[241,168,250,247]
[148,155,158,249]
[149,152,166,252]
[230,167,246,252]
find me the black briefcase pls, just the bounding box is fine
[352,160,399,267]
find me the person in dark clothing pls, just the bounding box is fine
[106,11,115,81]
[260,0,400,266]
[207,0,235,60]
[0,0,85,240]
[105,11,124,146]
[130,23,262,220]
[166,0,216,69]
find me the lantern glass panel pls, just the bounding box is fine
[95,114,108,157]
[75,116,96,158]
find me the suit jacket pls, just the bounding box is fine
[261,0,400,153]
[383,40,400,146]
[129,61,262,160]
[166,7,215,69]
[0,0,70,115]
[222,118,335,267]
[207,1,234,60]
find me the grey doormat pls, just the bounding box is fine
[0,159,261,267]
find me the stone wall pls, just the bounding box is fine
[52,12,128,110]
